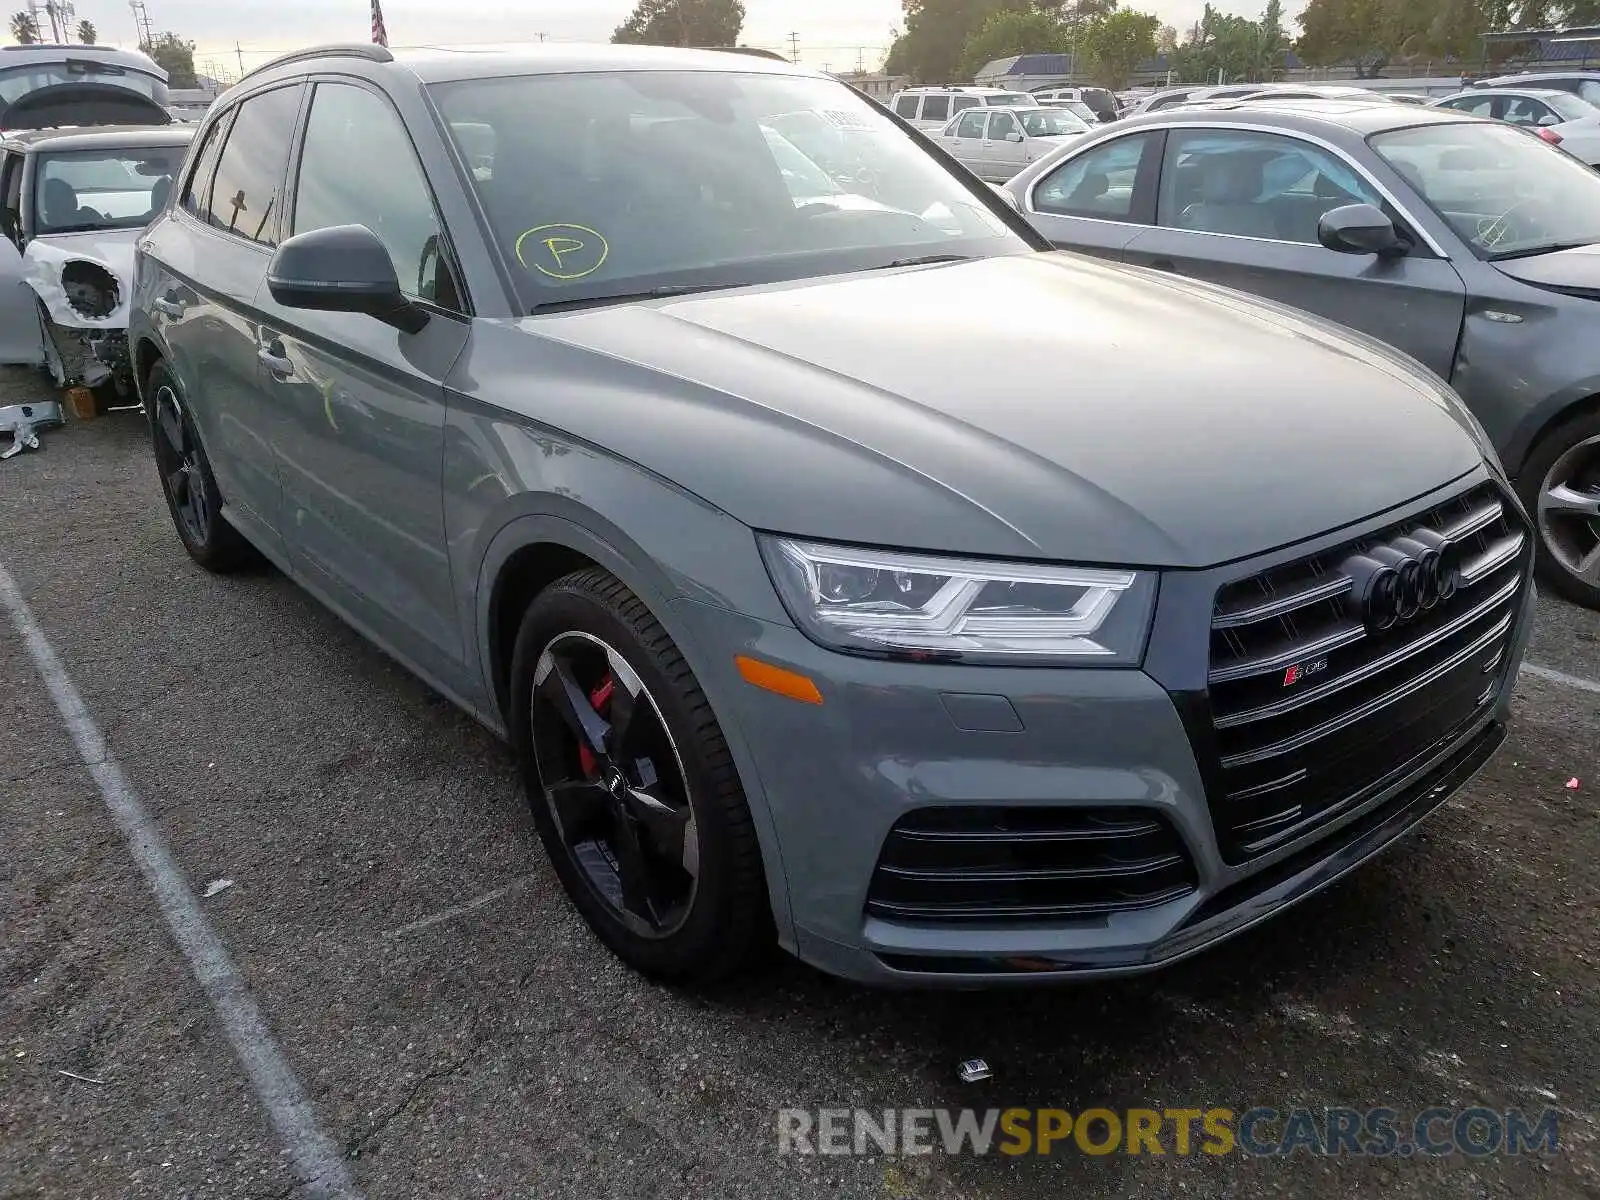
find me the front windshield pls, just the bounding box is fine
[1021,108,1090,137]
[430,70,1028,310]
[34,145,185,234]
[1544,92,1598,121]
[1371,121,1600,259]
[0,62,169,106]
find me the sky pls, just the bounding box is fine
[59,0,1262,79]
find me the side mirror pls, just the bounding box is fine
[988,182,1020,210]
[1007,131,1025,143]
[1537,114,1561,127]
[265,223,429,334]
[1317,203,1407,257]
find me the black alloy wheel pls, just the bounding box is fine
[1519,412,1600,609]
[146,361,256,573]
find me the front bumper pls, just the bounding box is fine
[668,472,1537,988]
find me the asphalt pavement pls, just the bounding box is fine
[1,392,1597,1200]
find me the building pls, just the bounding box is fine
[829,69,909,102]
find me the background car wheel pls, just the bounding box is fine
[509,568,771,985]
[1516,409,1600,609]
[147,362,258,574]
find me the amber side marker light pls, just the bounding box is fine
[734,656,823,705]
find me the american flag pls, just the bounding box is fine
[371,0,388,47]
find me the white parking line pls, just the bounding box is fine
[0,564,362,1200]
[1520,661,1600,696]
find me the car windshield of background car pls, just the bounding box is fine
[1372,121,1600,259]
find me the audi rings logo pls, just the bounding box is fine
[1344,531,1458,632]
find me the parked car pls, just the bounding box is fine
[1006,98,1600,607]
[1040,98,1105,125]
[1123,85,1208,115]
[0,44,172,131]
[0,123,193,393]
[1468,71,1600,106]
[1431,87,1600,165]
[132,44,1532,989]
[1030,86,1119,122]
[934,104,1091,181]
[889,85,1038,131]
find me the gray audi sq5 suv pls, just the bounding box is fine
[129,43,1535,987]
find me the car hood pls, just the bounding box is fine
[515,253,1485,568]
[1492,241,1600,296]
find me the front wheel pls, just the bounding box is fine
[1516,409,1600,609]
[508,568,772,985]
[148,361,258,574]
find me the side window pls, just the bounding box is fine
[894,95,919,119]
[955,110,987,139]
[921,95,950,123]
[292,82,460,311]
[1502,96,1553,126]
[1156,128,1382,245]
[988,111,1018,140]
[950,95,979,113]
[180,109,231,219]
[204,84,304,245]
[1033,132,1156,221]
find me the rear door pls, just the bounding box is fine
[941,109,988,175]
[0,148,43,365]
[140,82,307,554]
[256,77,472,684]
[1017,129,1164,261]
[1121,126,1468,379]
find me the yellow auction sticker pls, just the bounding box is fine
[514,223,610,280]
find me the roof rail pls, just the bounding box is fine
[2,42,129,52]
[243,42,394,81]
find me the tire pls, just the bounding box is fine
[509,567,772,985]
[1514,408,1600,609]
[146,360,258,574]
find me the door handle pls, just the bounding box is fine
[153,294,185,318]
[257,341,294,377]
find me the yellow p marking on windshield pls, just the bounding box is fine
[515,223,610,280]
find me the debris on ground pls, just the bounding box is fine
[1567,778,1581,790]
[0,400,62,460]
[202,879,235,898]
[56,1070,109,1086]
[957,1058,993,1083]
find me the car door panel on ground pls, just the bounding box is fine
[256,78,470,684]
[0,149,44,365]
[1120,126,1467,379]
[1022,130,1163,262]
[146,83,307,555]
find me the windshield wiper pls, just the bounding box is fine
[530,282,747,314]
[1489,239,1599,261]
[871,253,976,270]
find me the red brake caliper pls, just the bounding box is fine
[578,675,614,778]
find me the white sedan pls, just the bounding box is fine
[1432,87,1600,165]
[934,105,1092,182]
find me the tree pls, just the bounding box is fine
[1078,8,1159,86]
[960,8,1067,78]
[9,10,38,43]
[1156,23,1178,53]
[612,0,746,47]
[1170,2,1269,81]
[142,32,198,87]
[888,0,1031,83]
[76,18,95,43]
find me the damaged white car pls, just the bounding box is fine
[1,124,193,397]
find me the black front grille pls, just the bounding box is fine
[864,806,1198,924]
[1203,481,1530,863]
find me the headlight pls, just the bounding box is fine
[758,536,1157,665]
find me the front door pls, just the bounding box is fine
[980,109,1026,181]
[258,78,471,685]
[1018,129,1164,262]
[1122,126,1468,379]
